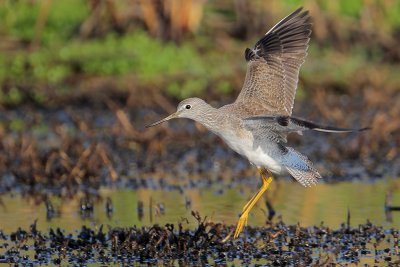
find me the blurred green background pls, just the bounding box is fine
[1,0,400,105]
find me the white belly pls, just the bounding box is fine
[217,130,283,174]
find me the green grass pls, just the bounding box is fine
[0,0,89,45]
[0,0,399,106]
[0,30,236,103]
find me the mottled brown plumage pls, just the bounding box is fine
[235,7,311,117]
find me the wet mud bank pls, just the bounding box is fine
[0,215,398,266]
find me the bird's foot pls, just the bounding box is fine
[234,211,249,239]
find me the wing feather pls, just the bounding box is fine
[235,7,312,116]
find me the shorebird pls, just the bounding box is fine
[147,8,366,238]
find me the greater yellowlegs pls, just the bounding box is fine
[147,7,366,238]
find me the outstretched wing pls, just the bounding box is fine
[234,7,311,116]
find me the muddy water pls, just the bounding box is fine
[1,178,400,233]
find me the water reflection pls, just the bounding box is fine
[1,178,400,232]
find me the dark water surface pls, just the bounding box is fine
[2,178,400,233]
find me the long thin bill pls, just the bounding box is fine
[145,113,176,128]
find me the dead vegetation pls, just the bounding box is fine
[0,213,397,265]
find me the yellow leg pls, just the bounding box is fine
[233,168,273,239]
[241,168,272,213]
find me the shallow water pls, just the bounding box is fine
[1,178,400,233]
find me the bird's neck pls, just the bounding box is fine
[195,105,223,132]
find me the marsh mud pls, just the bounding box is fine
[0,214,399,266]
[1,178,400,265]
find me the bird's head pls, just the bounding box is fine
[146,98,210,127]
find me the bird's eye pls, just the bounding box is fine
[185,104,191,110]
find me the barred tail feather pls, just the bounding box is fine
[283,147,321,187]
[286,167,320,187]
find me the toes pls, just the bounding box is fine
[234,214,248,238]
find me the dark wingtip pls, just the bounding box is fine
[244,48,255,61]
[291,7,304,15]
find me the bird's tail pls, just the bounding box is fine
[281,147,322,187]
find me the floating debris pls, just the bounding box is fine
[105,197,113,218]
[79,196,94,219]
[45,199,59,221]
[137,200,144,221]
[265,199,276,221]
